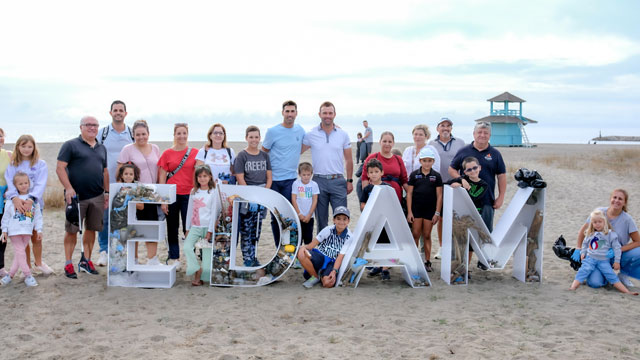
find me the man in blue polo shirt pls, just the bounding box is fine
[262,100,305,246]
[302,101,354,233]
[56,116,109,279]
[449,121,506,233]
[96,100,133,266]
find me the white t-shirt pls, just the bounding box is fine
[186,188,220,232]
[291,179,320,218]
[316,224,354,260]
[402,145,441,175]
[195,147,236,182]
[302,125,351,175]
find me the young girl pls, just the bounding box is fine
[4,135,51,275]
[406,147,442,272]
[233,125,272,267]
[184,166,219,286]
[1,172,43,287]
[570,210,638,295]
[116,163,160,265]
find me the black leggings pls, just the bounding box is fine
[166,194,190,260]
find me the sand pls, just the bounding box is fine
[1,141,639,359]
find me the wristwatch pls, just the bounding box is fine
[346,178,353,183]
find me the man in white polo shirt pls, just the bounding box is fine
[96,100,134,266]
[302,101,354,233]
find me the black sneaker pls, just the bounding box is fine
[381,270,391,281]
[477,261,488,271]
[424,261,433,272]
[64,263,77,279]
[79,260,99,275]
[368,267,382,277]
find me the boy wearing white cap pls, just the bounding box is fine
[406,147,443,272]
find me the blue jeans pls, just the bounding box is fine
[269,178,295,247]
[98,208,109,253]
[480,204,494,233]
[576,256,619,284]
[586,247,640,288]
[313,175,347,233]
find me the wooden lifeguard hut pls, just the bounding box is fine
[474,92,537,147]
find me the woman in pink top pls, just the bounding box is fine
[158,123,197,265]
[117,120,160,184]
[116,120,161,263]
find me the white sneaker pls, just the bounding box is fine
[302,276,320,289]
[147,256,160,266]
[36,262,54,275]
[1,274,11,285]
[434,248,442,260]
[24,275,38,287]
[618,273,635,287]
[97,251,108,266]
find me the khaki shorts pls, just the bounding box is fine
[65,194,104,234]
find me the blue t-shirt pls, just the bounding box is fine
[262,123,305,181]
[450,142,506,201]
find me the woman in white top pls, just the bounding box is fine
[402,124,441,175]
[195,123,235,184]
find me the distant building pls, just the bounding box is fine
[474,92,537,147]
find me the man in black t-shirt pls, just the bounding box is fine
[56,116,108,279]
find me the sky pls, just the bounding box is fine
[1,0,639,144]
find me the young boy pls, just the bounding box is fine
[447,156,491,270]
[359,158,393,280]
[233,125,272,267]
[297,206,354,288]
[447,156,491,229]
[291,162,320,245]
[406,147,442,272]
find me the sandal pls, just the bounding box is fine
[191,279,204,286]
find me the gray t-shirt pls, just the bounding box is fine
[581,231,621,262]
[364,126,373,144]
[233,150,271,186]
[585,207,639,247]
[428,136,465,183]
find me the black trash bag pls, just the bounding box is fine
[65,196,80,227]
[514,168,547,189]
[552,235,581,271]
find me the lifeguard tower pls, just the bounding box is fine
[474,92,537,147]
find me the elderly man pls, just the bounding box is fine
[429,117,465,259]
[262,100,306,246]
[96,100,133,266]
[449,121,506,232]
[56,116,109,279]
[302,101,354,232]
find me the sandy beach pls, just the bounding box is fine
[2,141,639,359]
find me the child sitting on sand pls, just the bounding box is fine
[570,209,638,295]
[297,206,354,289]
[1,172,43,287]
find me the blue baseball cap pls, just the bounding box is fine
[418,147,436,159]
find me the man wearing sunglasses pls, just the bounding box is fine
[448,121,506,233]
[56,116,109,279]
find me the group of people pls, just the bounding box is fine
[0,99,637,291]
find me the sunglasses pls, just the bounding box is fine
[464,166,479,173]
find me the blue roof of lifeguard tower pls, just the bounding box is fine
[474,91,538,125]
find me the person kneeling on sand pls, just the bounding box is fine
[297,206,354,288]
[570,209,638,295]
